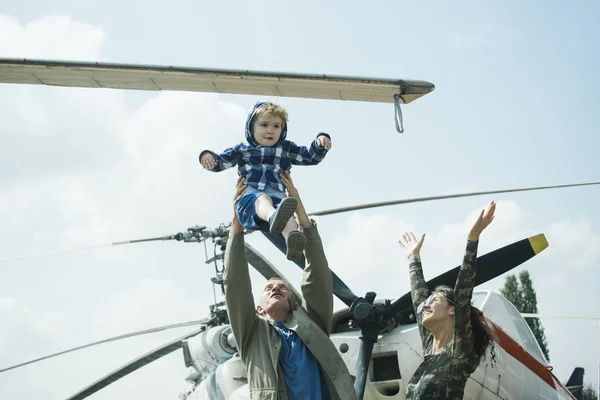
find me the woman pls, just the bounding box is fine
[398,201,496,399]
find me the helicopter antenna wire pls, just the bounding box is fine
[521,313,600,321]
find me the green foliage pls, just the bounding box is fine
[583,383,598,400]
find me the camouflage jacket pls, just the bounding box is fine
[405,239,480,400]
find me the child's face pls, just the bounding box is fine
[253,114,283,147]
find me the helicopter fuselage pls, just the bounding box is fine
[180,290,576,400]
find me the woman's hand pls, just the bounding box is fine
[468,201,496,241]
[398,232,426,261]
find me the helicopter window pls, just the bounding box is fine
[502,300,547,364]
[485,294,547,365]
[471,291,489,310]
[372,352,401,382]
[482,295,521,345]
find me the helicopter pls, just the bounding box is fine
[0,57,598,399]
[0,207,592,400]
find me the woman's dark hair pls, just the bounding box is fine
[433,285,493,363]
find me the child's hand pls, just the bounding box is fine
[316,135,332,150]
[201,152,217,170]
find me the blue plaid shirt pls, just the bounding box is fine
[201,135,330,192]
[200,101,330,192]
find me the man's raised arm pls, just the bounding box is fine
[223,177,257,357]
[280,171,333,335]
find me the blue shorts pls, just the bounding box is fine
[235,185,285,232]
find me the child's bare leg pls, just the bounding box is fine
[281,216,299,239]
[255,194,275,222]
[255,194,298,235]
[284,216,305,260]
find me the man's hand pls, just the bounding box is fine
[468,201,496,241]
[280,171,311,228]
[201,152,217,170]
[316,135,332,150]
[398,232,425,261]
[280,170,299,199]
[231,176,246,234]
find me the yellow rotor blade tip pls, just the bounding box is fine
[528,234,548,254]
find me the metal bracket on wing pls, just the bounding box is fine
[393,91,405,133]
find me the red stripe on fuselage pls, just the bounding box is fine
[479,315,575,399]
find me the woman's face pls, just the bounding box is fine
[421,293,454,327]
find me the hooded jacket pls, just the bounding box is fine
[199,102,330,192]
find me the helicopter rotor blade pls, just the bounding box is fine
[0,234,178,264]
[0,224,225,265]
[0,57,435,105]
[65,328,203,400]
[0,319,210,374]
[354,338,375,400]
[260,231,359,307]
[308,180,600,217]
[384,234,549,320]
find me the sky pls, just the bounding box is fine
[0,1,599,399]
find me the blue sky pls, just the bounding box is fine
[0,1,599,399]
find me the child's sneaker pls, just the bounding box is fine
[286,231,306,261]
[268,197,298,235]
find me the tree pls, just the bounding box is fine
[501,274,522,309]
[500,270,550,361]
[583,383,598,400]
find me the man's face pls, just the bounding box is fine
[257,279,291,315]
[252,114,283,147]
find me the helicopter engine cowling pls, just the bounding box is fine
[189,371,218,399]
[182,325,238,380]
[216,354,248,398]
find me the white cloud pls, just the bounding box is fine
[0,297,70,365]
[0,14,105,60]
[547,218,600,268]
[93,279,201,335]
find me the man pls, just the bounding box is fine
[224,171,357,400]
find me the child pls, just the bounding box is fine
[199,101,331,260]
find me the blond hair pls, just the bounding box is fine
[255,102,288,125]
